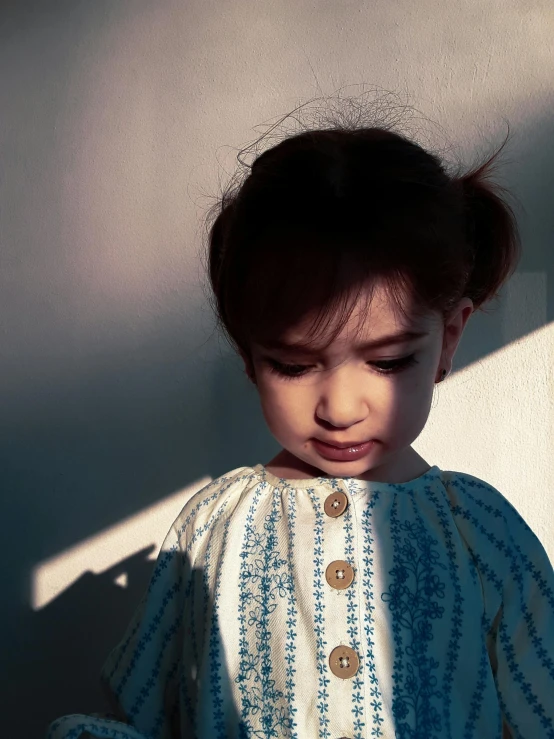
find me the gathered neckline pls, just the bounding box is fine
[251,462,441,491]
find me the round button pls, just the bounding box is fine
[329,645,360,679]
[324,491,348,517]
[325,560,354,589]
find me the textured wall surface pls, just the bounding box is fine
[1,0,553,735]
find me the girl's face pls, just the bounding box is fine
[245,281,473,482]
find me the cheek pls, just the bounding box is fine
[257,382,301,428]
[384,369,436,430]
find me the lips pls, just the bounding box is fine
[317,439,371,449]
[312,438,375,462]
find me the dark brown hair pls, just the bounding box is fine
[202,118,520,366]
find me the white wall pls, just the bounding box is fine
[1,1,552,735]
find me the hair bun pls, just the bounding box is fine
[458,153,520,308]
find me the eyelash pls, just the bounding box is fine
[265,354,419,380]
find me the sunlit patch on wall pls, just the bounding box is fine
[31,476,212,611]
[113,572,129,589]
[416,317,553,561]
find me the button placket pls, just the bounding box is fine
[322,482,361,726]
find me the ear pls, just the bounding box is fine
[437,297,474,380]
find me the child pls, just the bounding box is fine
[47,118,554,739]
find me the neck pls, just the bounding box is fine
[265,446,431,484]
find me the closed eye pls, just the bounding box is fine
[264,354,418,380]
[371,355,418,373]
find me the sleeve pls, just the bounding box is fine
[488,510,554,739]
[99,521,191,739]
[46,714,149,739]
[45,522,190,739]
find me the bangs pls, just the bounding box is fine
[220,161,465,356]
[232,223,433,353]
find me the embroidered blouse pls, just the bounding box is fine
[47,463,554,739]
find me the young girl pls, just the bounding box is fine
[47,118,554,739]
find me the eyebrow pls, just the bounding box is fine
[260,330,429,355]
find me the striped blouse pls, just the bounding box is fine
[47,463,554,739]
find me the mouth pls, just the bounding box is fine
[312,438,376,462]
[316,439,371,449]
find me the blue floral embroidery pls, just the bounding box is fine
[448,488,554,735]
[47,715,145,739]
[359,492,385,738]
[127,497,234,730]
[235,482,293,738]
[181,567,197,727]
[306,486,331,739]
[106,471,244,684]
[126,614,181,720]
[423,483,465,738]
[382,495,446,738]
[284,488,299,738]
[343,503,365,739]
[236,482,265,735]
[454,481,554,615]
[463,612,489,739]
[147,656,180,738]
[113,574,183,699]
[209,518,233,738]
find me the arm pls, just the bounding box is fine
[45,530,188,739]
[100,523,191,739]
[491,523,554,738]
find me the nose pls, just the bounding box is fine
[315,365,369,429]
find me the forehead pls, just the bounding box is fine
[256,282,438,356]
[290,283,431,343]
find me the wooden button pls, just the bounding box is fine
[325,560,354,590]
[329,645,359,679]
[323,491,348,517]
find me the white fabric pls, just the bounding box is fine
[47,464,554,739]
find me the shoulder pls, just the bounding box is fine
[165,465,263,550]
[437,469,534,532]
[435,468,550,568]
